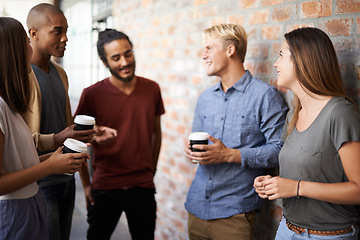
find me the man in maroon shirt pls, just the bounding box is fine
[76,29,165,240]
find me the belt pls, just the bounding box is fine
[286,219,353,236]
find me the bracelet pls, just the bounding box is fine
[296,180,301,199]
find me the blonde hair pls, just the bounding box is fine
[204,24,247,63]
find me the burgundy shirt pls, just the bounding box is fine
[75,76,165,190]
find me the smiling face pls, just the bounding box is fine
[31,13,68,58]
[202,37,229,78]
[274,41,297,90]
[103,38,136,83]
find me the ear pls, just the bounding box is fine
[227,44,236,57]
[28,28,38,41]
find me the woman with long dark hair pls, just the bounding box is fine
[0,17,88,240]
[254,27,360,239]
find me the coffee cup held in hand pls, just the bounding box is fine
[189,132,209,152]
[63,138,88,175]
[74,115,95,130]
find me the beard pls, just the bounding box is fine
[109,61,136,83]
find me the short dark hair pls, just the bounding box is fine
[97,29,133,64]
[0,17,30,114]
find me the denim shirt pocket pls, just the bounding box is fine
[232,114,257,146]
[203,114,216,137]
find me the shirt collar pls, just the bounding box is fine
[212,70,252,93]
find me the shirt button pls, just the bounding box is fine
[225,98,228,101]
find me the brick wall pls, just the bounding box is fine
[111,0,360,239]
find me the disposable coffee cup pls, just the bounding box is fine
[74,115,95,130]
[63,138,88,175]
[189,132,209,152]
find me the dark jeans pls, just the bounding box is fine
[41,179,75,240]
[87,187,157,240]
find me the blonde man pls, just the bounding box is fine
[184,24,288,239]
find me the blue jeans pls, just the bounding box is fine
[275,217,359,240]
[41,179,75,240]
[87,187,156,240]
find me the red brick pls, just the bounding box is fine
[261,0,284,6]
[246,28,257,41]
[247,44,269,57]
[301,0,332,18]
[336,0,360,13]
[244,62,256,75]
[257,61,272,74]
[167,50,175,58]
[201,6,218,17]
[262,26,281,40]
[332,39,359,56]
[192,75,204,85]
[211,17,225,26]
[227,15,245,26]
[167,74,177,82]
[323,18,353,36]
[160,232,170,239]
[178,162,192,175]
[169,110,179,120]
[321,0,332,16]
[167,157,175,166]
[168,25,176,34]
[161,165,171,175]
[239,0,257,9]
[272,42,282,57]
[286,23,315,33]
[194,0,208,6]
[249,10,270,25]
[151,17,161,26]
[142,0,151,7]
[272,6,292,22]
[247,45,260,58]
[171,218,185,231]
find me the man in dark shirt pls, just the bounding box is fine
[76,29,165,240]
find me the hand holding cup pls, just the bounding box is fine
[62,138,88,175]
[188,132,209,163]
[46,146,88,175]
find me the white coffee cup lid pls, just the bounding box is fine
[64,138,88,153]
[74,115,95,125]
[189,132,208,140]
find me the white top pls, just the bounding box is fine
[0,98,39,200]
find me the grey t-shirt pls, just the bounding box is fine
[32,63,72,187]
[280,97,360,230]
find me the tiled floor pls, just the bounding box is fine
[69,173,131,240]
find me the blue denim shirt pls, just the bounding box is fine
[185,71,288,220]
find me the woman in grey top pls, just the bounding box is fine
[254,27,360,239]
